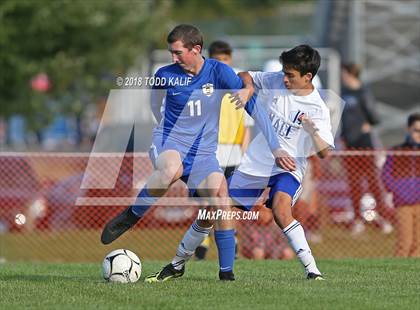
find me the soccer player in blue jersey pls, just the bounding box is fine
[101,24,284,281]
[152,45,334,281]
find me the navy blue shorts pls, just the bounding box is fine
[149,135,222,196]
[228,170,302,211]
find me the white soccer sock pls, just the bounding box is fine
[171,220,213,270]
[283,220,321,275]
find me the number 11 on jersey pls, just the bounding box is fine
[187,100,201,116]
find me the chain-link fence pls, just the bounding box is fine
[0,151,418,262]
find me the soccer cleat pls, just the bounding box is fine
[194,245,208,260]
[306,272,325,281]
[219,270,235,281]
[101,206,140,244]
[144,263,185,283]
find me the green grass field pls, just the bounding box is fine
[1,258,419,309]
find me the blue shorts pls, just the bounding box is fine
[228,170,302,211]
[149,135,222,196]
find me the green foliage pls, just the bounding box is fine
[0,0,313,129]
[170,0,280,23]
[167,0,314,45]
[0,0,171,127]
[172,0,305,15]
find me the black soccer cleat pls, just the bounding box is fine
[306,272,325,281]
[145,263,185,283]
[219,270,235,281]
[194,245,208,260]
[101,206,140,244]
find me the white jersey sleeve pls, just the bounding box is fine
[249,71,265,90]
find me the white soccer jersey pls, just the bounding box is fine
[238,71,335,182]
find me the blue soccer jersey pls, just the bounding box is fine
[151,59,243,155]
[150,58,280,160]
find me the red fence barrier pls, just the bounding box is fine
[0,151,418,262]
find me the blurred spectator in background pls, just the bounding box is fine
[0,118,7,150]
[382,113,420,257]
[341,63,379,149]
[240,203,294,260]
[194,41,254,260]
[340,63,392,235]
[8,115,27,150]
[41,115,76,151]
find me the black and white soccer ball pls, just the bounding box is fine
[102,249,142,283]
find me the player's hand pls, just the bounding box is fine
[230,87,253,110]
[273,148,296,171]
[299,114,319,135]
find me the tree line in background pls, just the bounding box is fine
[0,0,170,131]
[0,0,301,132]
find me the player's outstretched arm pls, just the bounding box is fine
[237,71,253,86]
[229,72,254,109]
[216,63,295,170]
[216,62,253,109]
[299,114,331,158]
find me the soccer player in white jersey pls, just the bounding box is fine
[232,45,334,280]
[152,44,334,281]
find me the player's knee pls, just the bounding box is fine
[214,189,230,209]
[159,164,182,186]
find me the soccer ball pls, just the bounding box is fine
[102,249,142,283]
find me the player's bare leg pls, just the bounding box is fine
[145,172,235,282]
[146,150,184,196]
[144,202,216,283]
[271,191,324,280]
[101,150,183,244]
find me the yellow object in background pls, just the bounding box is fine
[218,93,245,145]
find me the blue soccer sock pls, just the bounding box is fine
[215,229,236,272]
[131,188,158,218]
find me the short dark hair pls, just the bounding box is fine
[208,40,232,57]
[279,45,321,78]
[407,113,420,127]
[167,24,203,50]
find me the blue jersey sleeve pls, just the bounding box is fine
[150,69,165,123]
[245,95,281,152]
[216,62,243,90]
